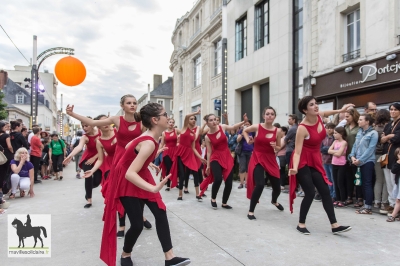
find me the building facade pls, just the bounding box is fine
[304,0,400,111]
[6,65,58,131]
[170,0,223,128]
[137,75,173,117]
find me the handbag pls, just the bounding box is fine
[378,119,400,168]
[0,144,6,165]
[354,167,362,186]
[235,141,243,155]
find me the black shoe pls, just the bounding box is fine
[165,187,170,191]
[332,225,352,235]
[196,196,202,202]
[59,176,63,181]
[116,230,124,239]
[165,257,191,266]
[121,256,133,266]
[177,197,183,200]
[247,214,256,220]
[211,200,217,209]
[184,190,189,194]
[84,204,92,208]
[314,194,322,202]
[34,180,42,184]
[296,226,310,235]
[272,202,284,211]
[201,194,207,198]
[143,220,152,229]
[221,204,232,209]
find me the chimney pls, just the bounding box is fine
[153,74,162,89]
[0,70,8,90]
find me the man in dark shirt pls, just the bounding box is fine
[285,114,298,167]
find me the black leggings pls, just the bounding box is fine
[30,155,41,182]
[163,156,173,188]
[120,196,172,253]
[297,166,337,224]
[346,164,363,200]
[81,161,102,200]
[249,164,281,212]
[210,161,233,204]
[332,165,347,202]
[51,154,64,173]
[178,157,199,190]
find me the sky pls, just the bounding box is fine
[0,0,196,118]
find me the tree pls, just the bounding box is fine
[0,91,8,120]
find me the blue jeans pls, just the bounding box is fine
[360,162,375,208]
[323,164,335,199]
[154,152,163,166]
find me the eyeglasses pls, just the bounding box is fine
[368,109,377,112]
[158,112,168,118]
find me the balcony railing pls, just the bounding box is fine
[210,6,222,21]
[190,29,201,43]
[342,49,360,62]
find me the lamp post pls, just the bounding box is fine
[30,35,74,125]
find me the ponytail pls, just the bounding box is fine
[134,112,141,123]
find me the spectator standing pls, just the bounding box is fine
[321,123,336,200]
[374,109,390,213]
[387,148,400,222]
[0,121,13,195]
[344,108,361,206]
[277,126,288,191]
[236,121,254,189]
[49,134,66,181]
[349,114,378,214]
[381,103,400,215]
[364,102,377,114]
[30,128,43,184]
[285,115,298,167]
[41,137,50,179]
[10,121,29,152]
[71,131,83,178]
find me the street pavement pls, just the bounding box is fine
[1,163,400,266]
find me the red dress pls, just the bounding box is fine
[160,129,178,179]
[193,126,202,169]
[169,128,198,188]
[101,136,163,266]
[289,115,330,213]
[98,129,117,198]
[200,126,234,196]
[247,125,280,199]
[79,132,101,169]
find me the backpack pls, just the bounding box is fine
[73,137,81,148]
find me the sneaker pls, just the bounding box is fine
[165,187,170,191]
[296,226,310,235]
[165,257,191,266]
[196,196,202,202]
[247,214,256,220]
[34,180,42,184]
[143,220,152,229]
[116,230,124,239]
[121,256,133,266]
[380,204,389,214]
[332,225,352,235]
[314,194,322,202]
[238,184,244,189]
[297,191,305,197]
[211,200,217,209]
[76,174,81,179]
[184,190,189,194]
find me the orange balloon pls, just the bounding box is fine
[54,56,86,86]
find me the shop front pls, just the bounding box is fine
[312,53,400,111]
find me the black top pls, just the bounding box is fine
[0,133,14,160]
[10,132,29,153]
[383,119,400,169]
[391,162,400,185]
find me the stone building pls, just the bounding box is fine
[170,0,223,128]
[137,75,173,117]
[303,0,400,111]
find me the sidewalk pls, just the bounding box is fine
[1,163,399,265]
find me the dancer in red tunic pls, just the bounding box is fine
[66,94,152,237]
[170,109,204,200]
[200,113,247,209]
[288,96,352,235]
[244,106,284,220]
[159,118,180,191]
[103,103,191,266]
[64,118,101,208]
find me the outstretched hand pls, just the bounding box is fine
[154,174,171,193]
[340,104,355,112]
[63,156,72,165]
[243,113,248,122]
[66,104,74,116]
[83,170,94,178]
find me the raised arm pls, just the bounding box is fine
[6,136,13,153]
[319,104,354,118]
[63,136,88,165]
[222,113,248,132]
[66,104,120,128]
[222,113,229,125]
[243,124,258,144]
[183,108,201,130]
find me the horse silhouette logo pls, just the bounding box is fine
[11,215,47,248]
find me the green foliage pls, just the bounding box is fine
[0,92,8,120]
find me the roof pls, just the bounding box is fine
[150,77,172,96]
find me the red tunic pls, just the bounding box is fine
[160,129,178,179]
[200,126,233,196]
[289,115,330,213]
[101,136,163,266]
[247,125,280,199]
[193,126,202,169]
[79,132,101,169]
[98,129,117,198]
[169,128,198,188]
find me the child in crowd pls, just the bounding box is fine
[387,148,400,222]
[320,123,336,201]
[329,127,348,208]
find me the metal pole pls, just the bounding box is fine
[31,35,38,125]
[221,1,228,124]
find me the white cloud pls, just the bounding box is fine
[0,0,195,117]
